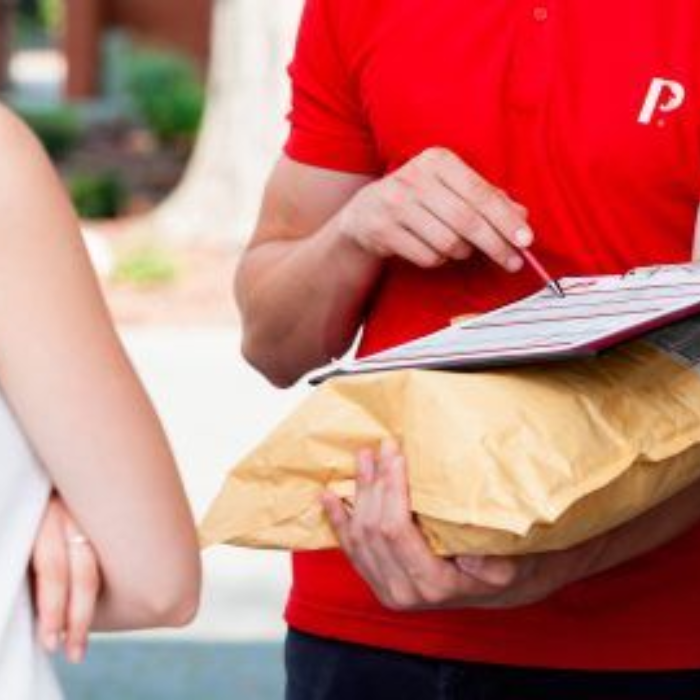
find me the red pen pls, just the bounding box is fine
[520,248,565,298]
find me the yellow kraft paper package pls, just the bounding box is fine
[200,329,700,557]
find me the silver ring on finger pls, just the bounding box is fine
[66,533,91,548]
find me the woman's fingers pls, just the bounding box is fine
[32,497,69,653]
[64,529,100,664]
[32,496,101,663]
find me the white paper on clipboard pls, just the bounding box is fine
[311,263,700,383]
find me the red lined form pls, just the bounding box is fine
[312,263,700,382]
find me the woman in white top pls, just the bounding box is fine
[0,106,201,698]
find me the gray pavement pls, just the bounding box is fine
[56,640,285,700]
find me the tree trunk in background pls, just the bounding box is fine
[148,0,304,247]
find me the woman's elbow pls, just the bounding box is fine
[134,557,202,628]
[157,587,200,628]
[157,576,200,627]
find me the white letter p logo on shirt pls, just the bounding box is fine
[638,78,686,125]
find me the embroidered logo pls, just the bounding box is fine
[638,78,686,126]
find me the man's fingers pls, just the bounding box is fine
[375,449,460,605]
[323,449,424,610]
[376,453,506,604]
[399,202,473,261]
[383,225,448,268]
[324,487,382,585]
[320,492,344,526]
[32,504,69,652]
[378,448,411,528]
[352,448,387,553]
[328,438,561,610]
[379,454,443,578]
[353,448,380,529]
[434,150,532,252]
[351,448,413,593]
[348,147,534,274]
[345,446,419,609]
[65,536,100,664]
[455,555,521,587]
[322,491,352,549]
[406,157,525,270]
[450,208,523,272]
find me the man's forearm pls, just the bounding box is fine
[237,214,383,386]
[581,476,700,581]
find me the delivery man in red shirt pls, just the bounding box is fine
[236,1,700,697]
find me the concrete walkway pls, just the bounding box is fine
[58,327,312,698]
[122,327,310,643]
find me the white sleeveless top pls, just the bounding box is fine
[0,395,62,699]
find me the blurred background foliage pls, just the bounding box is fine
[15,0,63,46]
[38,0,63,35]
[16,101,81,156]
[68,169,125,218]
[125,48,205,146]
[9,1,206,222]
[3,0,299,313]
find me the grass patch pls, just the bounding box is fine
[112,244,181,288]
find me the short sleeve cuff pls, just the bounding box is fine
[284,126,384,176]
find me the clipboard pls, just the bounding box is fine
[311,262,700,384]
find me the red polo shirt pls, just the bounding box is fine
[283,0,700,670]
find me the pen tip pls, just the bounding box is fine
[549,281,566,298]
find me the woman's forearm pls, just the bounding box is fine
[0,108,200,629]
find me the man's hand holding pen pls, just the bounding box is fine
[336,146,561,293]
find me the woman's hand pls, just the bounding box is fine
[337,147,532,271]
[322,441,700,611]
[31,494,101,663]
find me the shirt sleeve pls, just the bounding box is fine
[284,0,383,175]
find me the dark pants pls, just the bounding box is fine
[285,629,700,700]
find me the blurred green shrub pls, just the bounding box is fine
[17,105,82,160]
[39,0,63,34]
[112,244,180,287]
[125,49,205,145]
[68,171,126,219]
